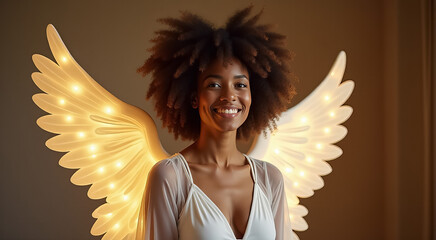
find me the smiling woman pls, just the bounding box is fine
[138,6,296,142]
[136,5,296,240]
[195,57,251,134]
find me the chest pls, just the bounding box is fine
[189,165,254,238]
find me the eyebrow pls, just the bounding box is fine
[202,74,248,81]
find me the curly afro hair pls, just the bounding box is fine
[138,5,297,141]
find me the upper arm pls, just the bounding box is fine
[137,159,179,240]
[265,162,292,240]
[265,162,285,213]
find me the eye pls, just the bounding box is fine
[208,83,220,88]
[236,83,248,88]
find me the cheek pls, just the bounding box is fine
[198,92,215,109]
[243,91,252,110]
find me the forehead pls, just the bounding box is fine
[197,57,249,81]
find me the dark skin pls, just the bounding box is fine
[180,57,253,238]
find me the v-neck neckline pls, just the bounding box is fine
[177,152,257,240]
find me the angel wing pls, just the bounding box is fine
[247,51,354,240]
[32,24,169,239]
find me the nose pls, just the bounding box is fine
[219,85,236,102]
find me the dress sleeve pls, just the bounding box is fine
[136,159,179,240]
[267,163,292,240]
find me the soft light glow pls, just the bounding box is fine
[293,182,299,187]
[300,117,308,123]
[109,183,115,189]
[299,171,305,177]
[91,154,97,159]
[329,111,335,117]
[61,56,67,62]
[77,132,85,138]
[106,213,113,217]
[316,143,323,149]
[285,167,293,173]
[324,95,330,101]
[123,195,129,201]
[274,148,280,155]
[59,99,65,105]
[72,85,80,93]
[306,157,313,162]
[116,162,122,168]
[66,115,72,122]
[89,144,97,152]
[324,127,330,133]
[99,167,104,173]
[113,223,120,229]
[105,107,113,114]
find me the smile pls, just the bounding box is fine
[212,107,242,118]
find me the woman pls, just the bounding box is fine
[137,6,296,240]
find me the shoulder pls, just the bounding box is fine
[264,161,283,178]
[250,157,284,186]
[250,158,283,177]
[148,155,180,184]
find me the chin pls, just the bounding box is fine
[215,122,245,133]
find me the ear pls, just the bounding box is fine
[191,92,198,109]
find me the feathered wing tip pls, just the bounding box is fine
[247,51,355,238]
[32,24,169,239]
[328,51,346,86]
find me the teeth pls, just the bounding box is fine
[217,108,238,114]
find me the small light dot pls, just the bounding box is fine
[324,128,330,133]
[274,149,280,155]
[109,183,115,189]
[300,117,307,123]
[116,162,122,168]
[99,167,104,173]
[77,132,85,138]
[299,171,305,177]
[90,144,96,152]
[105,107,113,114]
[61,56,67,62]
[106,213,113,217]
[59,99,65,105]
[113,223,120,229]
[91,154,97,159]
[293,182,299,187]
[66,115,72,122]
[324,95,330,101]
[285,167,292,173]
[316,143,323,149]
[72,85,80,92]
[123,195,129,201]
[306,157,313,162]
[329,111,335,117]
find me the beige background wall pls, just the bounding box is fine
[0,0,433,239]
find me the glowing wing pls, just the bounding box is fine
[32,24,169,239]
[247,51,354,240]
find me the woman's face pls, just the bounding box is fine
[194,57,251,135]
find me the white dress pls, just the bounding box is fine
[138,153,292,240]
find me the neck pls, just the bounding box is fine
[191,127,242,167]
